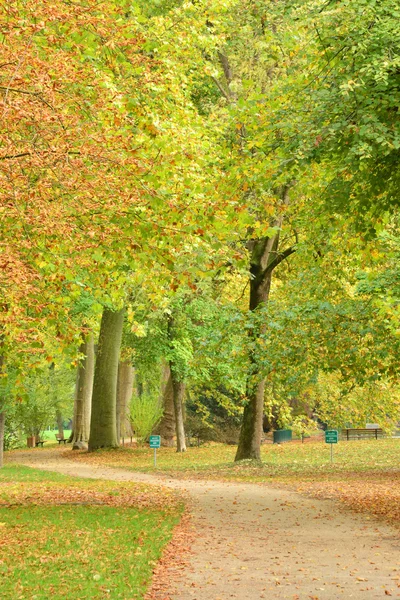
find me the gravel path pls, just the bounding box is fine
[7,449,400,599]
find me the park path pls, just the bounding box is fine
[7,448,400,599]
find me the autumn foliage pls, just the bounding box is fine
[1,2,148,342]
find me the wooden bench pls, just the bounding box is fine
[55,434,68,445]
[343,428,383,440]
[35,439,46,447]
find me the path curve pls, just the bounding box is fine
[7,449,400,599]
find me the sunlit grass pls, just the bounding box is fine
[42,429,71,442]
[0,464,69,482]
[63,439,400,527]
[67,438,400,482]
[0,465,182,600]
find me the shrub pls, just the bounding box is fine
[130,393,163,444]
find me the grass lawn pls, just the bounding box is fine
[67,437,400,479]
[0,465,183,600]
[65,438,400,528]
[42,429,72,443]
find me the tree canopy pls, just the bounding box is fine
[1,0,399,461]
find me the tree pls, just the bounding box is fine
[116,359,135,443]
[197,2,302,459]
[1,0,226,353]
[198,0,400,457]
[130,392,163,445]
[123,277,248,451]
[0,354,5,468]
[88,308,125,451]
[235,186,296,460]
[1,0,234,451]
[309,372,400,431]
[157,364,176,447]
[299,0,400,220]
[238,214,400,433]
[3,0,398,461]
[70,334,95,449]
[8,361,74,442]
[167,314,190,453]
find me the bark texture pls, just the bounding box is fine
[0,353,4,468]
[0,412,4,469]
[116,360,134,442]
[56,409,64,438]
[235,188,295,461]
[171,369,186,453]
[159,361,171,401]
[136,378,144,398]
[71,334,95,449]
[88,308,125,451]
[235,260,272,461]
[167,315,187,452]
[156,363,176,446]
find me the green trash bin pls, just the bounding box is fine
[273,429,292,444]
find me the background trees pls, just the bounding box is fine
[1,0,399,462]
[299,0,400,220]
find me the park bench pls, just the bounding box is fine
[35,439,46,447]
[55,434,68,445]
[343,428,383,440]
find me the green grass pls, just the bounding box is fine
[0,464,69,482]
[76,438,400,482]
[42,429,71,442]
[0,465,182,600]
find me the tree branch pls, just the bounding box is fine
[0,152,32,161]
[265,245,296,275]
[211,76,231,101]
[0,85,39,96]
[217,52,233,85]
[0,85,64,124]
[212,52,236,101]
[0,150,82,161]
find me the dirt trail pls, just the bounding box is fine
[7,449,400,599]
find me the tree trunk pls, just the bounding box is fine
[116,360,134,443]
[0,353,4,468]
[0,412,4,469]
[49,362,64,440]
[235,187,295,461]
[156,364,175,447]
[88,308,125,451]
[211,53,295,461]
[235,264,272,461]
[159,360,171,401]
[136,378,144,398]
[71,334,95,449]
[170,367,186,453]
[56,409,64,438]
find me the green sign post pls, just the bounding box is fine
[149,435,161,467]
[325,430,338,463]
